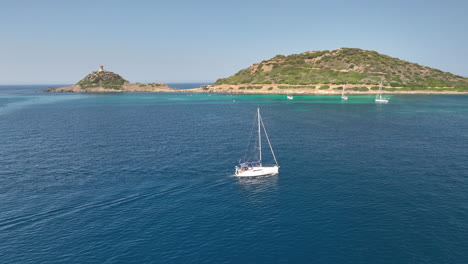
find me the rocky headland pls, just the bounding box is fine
[197,48,468,94]
[44,66,176,93]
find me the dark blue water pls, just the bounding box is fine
[1,85,467,263]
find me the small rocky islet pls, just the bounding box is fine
[44,65,175,93]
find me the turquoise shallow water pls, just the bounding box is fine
[0,85,467,263]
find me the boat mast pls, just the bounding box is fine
[260,115,279,166]
[378,80,382,99]
[258,107,262,166]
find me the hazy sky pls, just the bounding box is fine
[1,0,467,84]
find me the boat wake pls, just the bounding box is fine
[0,95,87,116]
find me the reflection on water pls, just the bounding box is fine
[236,175,278,193]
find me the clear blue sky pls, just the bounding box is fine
[1,0,467,84]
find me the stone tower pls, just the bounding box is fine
[98,65,104,72]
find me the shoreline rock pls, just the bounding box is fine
[43,83,178,93]
[43,66,178,93]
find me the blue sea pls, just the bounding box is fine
[0,84,467,263]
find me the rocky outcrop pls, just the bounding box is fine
[44,67,176,93]
[44,83,176,93]
[77,70,127,89]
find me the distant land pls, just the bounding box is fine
[44,49,468,94]
[44,66,176,93]
[195,48,468,94]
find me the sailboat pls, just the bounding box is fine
[287,95,294,100]
[375,80,389,103]
[235,107,279,177]
[341,83,348,100]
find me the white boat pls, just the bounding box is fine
[287,95,294,100]
[341,83,348,100]
[235,107,279,177]
[375,80,389,103]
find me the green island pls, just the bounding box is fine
[44,65,176,93]
[200,48,468,94]
[77,70,127,90]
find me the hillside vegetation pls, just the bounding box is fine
[77,70,127,89]
[214,48,468,90]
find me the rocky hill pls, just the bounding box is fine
[44,66,175,93]
[77,70,127,89]
[212,48,468,91]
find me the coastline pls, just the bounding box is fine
[183,84,468,95]
[43,83,468,95]
[43,83,180,93]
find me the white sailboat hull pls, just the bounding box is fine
[375,80,389,103]
[375,98,389,103]
[235,108,279,177]
[235,166,279,177]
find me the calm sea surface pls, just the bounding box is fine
[0,85,467,263]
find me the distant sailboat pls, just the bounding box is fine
[287,95,294,100]
[235,107,279,177]
[341,83,348,100]
[375,80,389,103]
